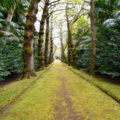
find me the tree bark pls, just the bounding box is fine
[6,3,16,30]
[52,45,57,60]
[66,4,80,67]
[68,23,76,67]
[73,28,89,67]
[66,5,73,66]
[38,0,49,69]
[23,0,40,78]
[49,15,53,64]
[90,0,97,75]
[65,0,86,67]
[44,9,50,67]
[72,47,77,67]
[59,20,65,61]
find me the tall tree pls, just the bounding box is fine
[5,0,27,30]
[6,3,16,30]
[38,0,49,69]
[66,0,85,66]
[72,27,89,67]
[23,0,40,78]
[66,4,73,66]
[52,45,57,60]
[90,0,97,75]
[44,9,50,67]
[59,19,65,61]
[49,15,54,64]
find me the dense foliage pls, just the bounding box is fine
[76,0,120,77]
[0,0,29,80]
[0,0,53,80]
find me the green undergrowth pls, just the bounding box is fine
[67,65,120,103]
[0,68,49,113]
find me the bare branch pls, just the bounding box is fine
[49,0,61,5]
[75,28,90,48]
[70,0,86,24]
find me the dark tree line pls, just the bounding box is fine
[23,0,59,78]
[0,0,58,80]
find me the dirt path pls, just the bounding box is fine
[54,76,81,120]
[1,61,120,120]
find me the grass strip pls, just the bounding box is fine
[0,67,49,113]
[66,65,120,103]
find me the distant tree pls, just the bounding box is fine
[44,8,50,67]
[90,0,97,75]
[38,0,49,69]
[59,19,65,61]
[65,0,87,67]
[49,15,54,64]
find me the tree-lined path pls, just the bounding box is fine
[1,60,120,120]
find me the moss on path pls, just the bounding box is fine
[1,60,120,120]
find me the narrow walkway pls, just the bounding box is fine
[1,60,120,120]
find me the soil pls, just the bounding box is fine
[54,76,83,120]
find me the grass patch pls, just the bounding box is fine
[1,62,120,120]
[65,70,120,120]
[68,66,120,103]
[2,63,62,120]
[0,68,48,113]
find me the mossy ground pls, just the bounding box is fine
[1,61,120,120]
[0,68,48,113]
[69,66,120,102]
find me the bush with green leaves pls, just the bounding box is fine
[0,38,23,81]
[0,0,29,81]
[76,11,120,77]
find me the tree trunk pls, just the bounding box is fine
[44,10,49,67]
[38,0,49,69]
[90,0,97,75]
[66,4,77,66]
[6,3,16,30]
[72,47,77,67]
[23,0,40,78]
[73,28,89,67]
[52,45,57,60]
[68,23,76,67]
[60,20,65,61]
[49,16,53,64]
[60,38,65,61]
[68,24,78,67]
[66,6,72,66]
